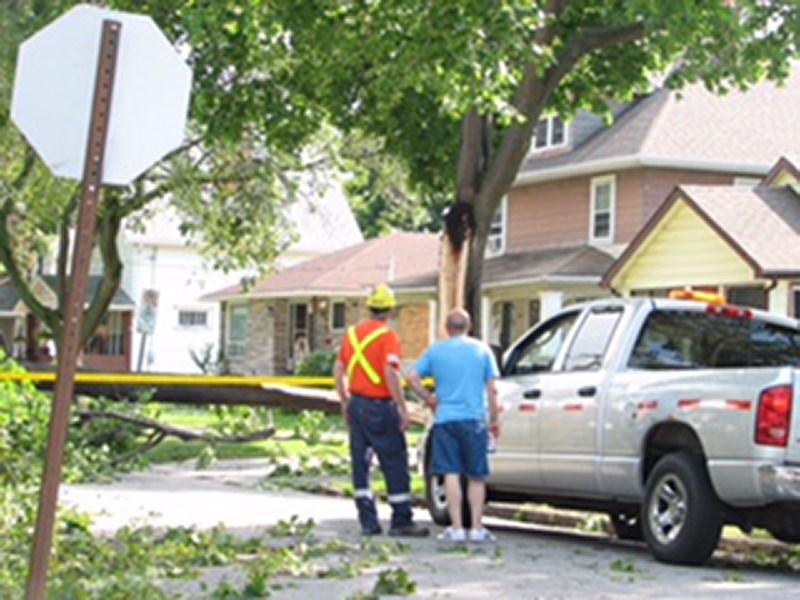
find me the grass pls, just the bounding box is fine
[141,406,426,498]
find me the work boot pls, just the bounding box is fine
[388,522,429,537]
[361,524,383,536]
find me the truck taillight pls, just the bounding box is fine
[755,385,793,447]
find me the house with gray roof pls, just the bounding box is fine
[404,63,800,347]
[0,275,134,370]
[603,156,800,315]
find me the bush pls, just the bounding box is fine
[296,350,337,376]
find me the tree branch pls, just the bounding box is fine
[75,409,277,466]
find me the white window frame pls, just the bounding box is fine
[532,115,567,152]
[486,196,507,257]
[177,308,209,329]
[329,299,347,331]
[226,302,249,359]
[589,175,616,245]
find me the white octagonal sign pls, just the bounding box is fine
[11,4,192,186]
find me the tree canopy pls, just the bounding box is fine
[2,0,799,343]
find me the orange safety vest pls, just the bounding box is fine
[346,325,389,385]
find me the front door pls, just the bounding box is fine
[536,305,623,494]
[289,302,309,370]
[490,310,581,491]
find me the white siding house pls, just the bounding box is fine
[119,179,362,373]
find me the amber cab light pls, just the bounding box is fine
[755,385,793,447]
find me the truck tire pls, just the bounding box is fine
[641,451,722,565]
[608,510,643,541]
[424,458,472,527]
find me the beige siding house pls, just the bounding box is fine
[604,156,800,317]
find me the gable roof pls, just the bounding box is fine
[39,275,136,308]
[603,178,800,287]
[0,275,135,314]
[204,232,439,301]
[392,245,614,291]
[517,63,800,185]
[763,155,800,190]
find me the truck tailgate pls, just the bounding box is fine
[790,372,800,463]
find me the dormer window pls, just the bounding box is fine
[533,115,566,151]
[486,196,507,257]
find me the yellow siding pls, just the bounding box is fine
[616,200,753,291]
[772,171,800,195]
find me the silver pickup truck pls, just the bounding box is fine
[422,295,800,564]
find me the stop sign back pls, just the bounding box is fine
[11,4,192,185]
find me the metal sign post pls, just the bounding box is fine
[25,19,121,600]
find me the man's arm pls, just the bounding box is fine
[385,364,410,432]
[333,360,350,426]
[486,378,501,438]
[407,370,436,410]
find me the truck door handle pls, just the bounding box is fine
[523,389,541,399]
[577,386,596,397]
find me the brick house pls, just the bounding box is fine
[204,232,439,374]
[603,156,800,316]
[396,63,800,348]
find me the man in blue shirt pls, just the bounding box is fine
[408,308,501,542]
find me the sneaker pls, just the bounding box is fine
[468,527,496,543]
[361,525,383,536]
[436,527,466,542]
[388,523,430,537]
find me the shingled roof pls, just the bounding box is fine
[204,231,439,301]
[517,63,800,184]
[391,245,614,291]
[604,157,800,285]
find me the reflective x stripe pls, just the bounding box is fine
[346,326,389,385]
[354,488,373,499]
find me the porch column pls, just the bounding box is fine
[539,290,564,320]
[769,281,791,317]
[481,295,492,342]
[427,298,438,344]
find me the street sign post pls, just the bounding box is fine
[136,289,159,371]
[10,5,191,598]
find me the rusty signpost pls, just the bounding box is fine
[10,4,192,597]
[24,19,121,599]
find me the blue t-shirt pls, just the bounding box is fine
[414,335,500,424]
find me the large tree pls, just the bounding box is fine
[271,0,800,333]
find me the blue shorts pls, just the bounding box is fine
[430,419,489,480]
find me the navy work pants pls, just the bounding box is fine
[347,395,413,530]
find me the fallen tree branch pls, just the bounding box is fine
[75,409,277,465]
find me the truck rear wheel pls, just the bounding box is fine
[642,451,722,565]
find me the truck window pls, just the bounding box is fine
[506,311,579,375]
[750,321,800,367]
[628,310,800,369]
[563,307,623,371]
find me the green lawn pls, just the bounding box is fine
[142,405,425,495]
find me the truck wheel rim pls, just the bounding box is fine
[431,474,447,514]
[648,473,688,546]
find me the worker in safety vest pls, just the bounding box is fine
[334,284,429,537]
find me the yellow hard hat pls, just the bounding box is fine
[367,284,397,309]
